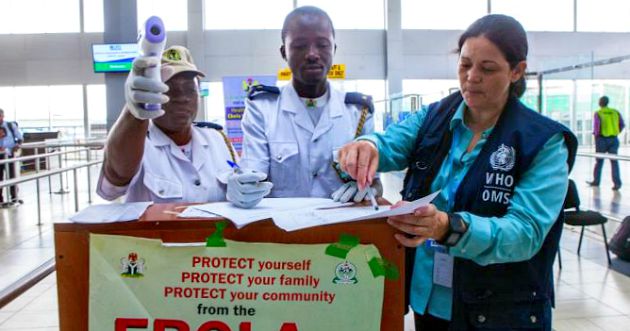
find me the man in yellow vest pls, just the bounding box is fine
[588,96,625,190]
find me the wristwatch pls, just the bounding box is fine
[440,213,468,247]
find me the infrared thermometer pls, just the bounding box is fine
[138,16,166,111]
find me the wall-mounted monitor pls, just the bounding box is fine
[92,43,138,73]
[199,81,210,97]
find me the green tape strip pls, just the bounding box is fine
[325,234,360,259]
[368,257,400,280]
[206,221,227,247]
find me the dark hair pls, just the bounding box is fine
[458,14,529,98]
[599,96,609,107]
[281,6,335,44]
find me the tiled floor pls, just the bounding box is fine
[0,272,58,330]
[0,163,106,293]
[553,236,630,330]
[0,152,628,331]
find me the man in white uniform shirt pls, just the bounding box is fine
[98,46,271,207]
[240,6,381,202]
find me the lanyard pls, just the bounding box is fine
[443,125,465,211]
[425,125,465,251]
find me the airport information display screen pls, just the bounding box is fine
[92,43,138,73]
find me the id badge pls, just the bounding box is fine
[433,251,454,288]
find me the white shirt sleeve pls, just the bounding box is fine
[96,168,130,201]
[240,98,271,174]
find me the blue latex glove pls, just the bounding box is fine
[224,170,273,209]
[331,181,377,203]
[124,56,170,120]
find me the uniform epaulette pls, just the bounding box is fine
[194,122,237,162]
[247,84,280,100]
[345,92,374,114]
[194,122,223,130]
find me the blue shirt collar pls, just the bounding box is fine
[449,101,467,131]
[449,101,494,137]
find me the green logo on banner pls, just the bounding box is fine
[333,261,358,284]
[120,252,145,278]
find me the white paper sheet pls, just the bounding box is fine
[272,206,376,231]
[69,202,153,223]
[350,191,441,221]
[272,191,440,231]
[181,198,347,228]
[177,207,220,218]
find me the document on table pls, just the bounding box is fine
[178,207,220,219]
[273,191,440,231]
[179,198,348,228]
[69,202,153,223]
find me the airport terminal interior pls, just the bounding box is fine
[1,0,630,330]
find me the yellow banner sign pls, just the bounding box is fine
[277,64,346,81]
[277,68,292,81]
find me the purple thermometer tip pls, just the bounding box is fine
[144,16,165,44]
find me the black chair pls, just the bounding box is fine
[561,179,612,266]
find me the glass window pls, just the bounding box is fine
[138,0,188,32]
[330,80,386,101]
[491,0,574,32]
[0,87,17,119]
[575,79,600,146]
[205,82,226,128]
[402,0,487,30]
[15,86,51,129]
[577,0,630,32]
[49,85,84,138]
[83,0,104,33]
[540,80,572,128]
[298,0,385,29]
[87,84,107,137]
[330,80,387,130]
[8,85,84,138]
[520,78,540,111]
[204,0,293,30]
[402,79,460,104]
[0,0,80,34]
[399,80,459,131]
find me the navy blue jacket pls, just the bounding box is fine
[403,92,577,330]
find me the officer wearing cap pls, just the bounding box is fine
[97,45,272,207]
[240,6,381,202]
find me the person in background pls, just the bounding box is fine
[97,46,271,207]
[0,109,24,207]
[588,95,624,190]
[240,6,381,203]
[338,15,577,330]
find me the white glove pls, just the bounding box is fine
[125,55,170,120]
[219,169,273,209]
[331,181,377,203]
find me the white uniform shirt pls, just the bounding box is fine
[240,83,374,198]
[97,123,233,203]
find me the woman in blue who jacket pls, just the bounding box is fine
[338,15,577,330]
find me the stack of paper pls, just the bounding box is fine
[178,192,439,232]
[178,207,220,219]
[179,198,348,228]
[69,202,153,223]
[273,191,440,231]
